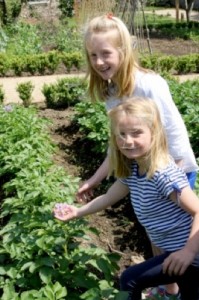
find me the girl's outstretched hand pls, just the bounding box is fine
[53,203,78,221]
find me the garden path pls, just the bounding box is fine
[1,72,199,105]
[1,73,85,105]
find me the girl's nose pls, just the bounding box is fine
[96,56,104,65]
[125,134,134,144]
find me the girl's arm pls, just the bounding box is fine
[54,180,129,221]
[163,186,199,275]
[76,156,109,202]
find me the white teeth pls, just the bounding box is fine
[99,67,109,72]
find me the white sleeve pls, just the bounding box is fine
[135,73,191,161]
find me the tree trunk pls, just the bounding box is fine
[0,0,7,24]
[184,0,195,23]
[175,0,180,22]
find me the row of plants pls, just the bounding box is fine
[3,53,198,78]
[0,51,84,76]
[0,77,87,108]
[143,11,199,40]
[1,74,198,166]
[0,51,199,77]
[0,104,126,299]
[147,20,199,30]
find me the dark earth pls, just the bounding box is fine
[36,33,199,278]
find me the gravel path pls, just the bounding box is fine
[1,73,85,104]
[1,73,199,104]
[146,8,199,22]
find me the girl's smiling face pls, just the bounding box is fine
[115,114,152,161]
[86,32,121,81]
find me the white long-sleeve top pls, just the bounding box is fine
[106,70,198,173]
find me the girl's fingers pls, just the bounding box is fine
[53,203,74,220]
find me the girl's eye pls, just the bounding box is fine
[120,132,126,137]
[116,132,125,139]
[103,51,110,56]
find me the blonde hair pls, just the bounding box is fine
[108,97,170,178]
[83,15,140,102]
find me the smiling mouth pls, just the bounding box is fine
[99,67,110,73]
[121,147,136,150]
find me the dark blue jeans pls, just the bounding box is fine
[120,252,199,300]
[186,171,197,189]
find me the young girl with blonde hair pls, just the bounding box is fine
[54,97,199,300]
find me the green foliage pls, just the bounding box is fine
[24,51,61,75]
[55,23,83,53]
[175,54,199,74]
[16,81,34,107]
[168,78,199,158]
[0,104,121,299]
[61,51,84,71]
[145,14,199,41]
[0,84,5,103]
[5,22,42,56]
[42,77,88,108]
[0,28,9,52]
[58,0,74,18]
[140,53,199,74]
[2,0,22,25]
[0,53,10,76]
[0,51,83,76]
[73,101,110,154]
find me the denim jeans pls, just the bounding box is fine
[120,252,199,300]
[186,171,197,189]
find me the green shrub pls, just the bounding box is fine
[42,77,87,108]
[16,81,34,107]
[0,84,5,103]
[0,53,10,76]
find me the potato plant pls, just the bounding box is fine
[0,104,122,300]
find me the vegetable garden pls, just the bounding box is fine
[0,3,199,300]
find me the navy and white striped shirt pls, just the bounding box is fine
[120,161,192,252]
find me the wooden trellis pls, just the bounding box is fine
[74,0,152,54]
[115,0,152,54]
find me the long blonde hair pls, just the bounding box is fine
[108,97,171,178]
[83,15,140,102]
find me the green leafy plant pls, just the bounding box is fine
[16,81,34,107]
[0,84,5,103]
[42,77,87,108]
[168,78,199,158]
[73,101,109,154]
[0,105,121,299]
[5,22,42,56]
[58,0,74,18]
